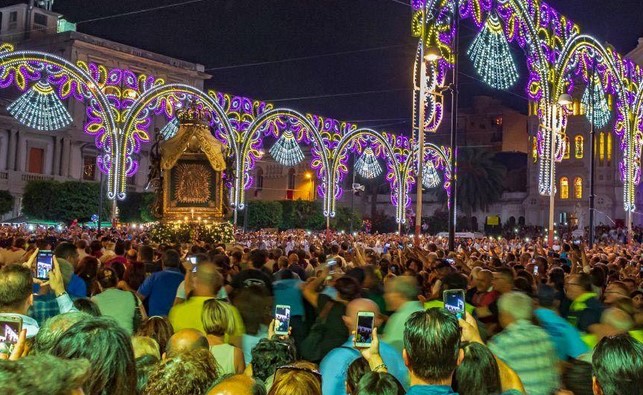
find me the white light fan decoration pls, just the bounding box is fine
[581,74,611,129]
[270,130,304,166]
[467,14,519,90]
[8,81,73,131]
[422,161,441,189]
[354,147,382,179]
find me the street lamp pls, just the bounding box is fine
[424,46,442,62]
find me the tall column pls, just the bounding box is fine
[7,130,17,171]
[61,138,71,178]
[53,136,62,176]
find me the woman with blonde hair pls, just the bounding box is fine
[202,298,245,374]
[269,361,322,395]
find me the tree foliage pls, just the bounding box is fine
[117,192,155,223]
[245,200,283,230]
[22,180,110,223]
[0,190,13,215]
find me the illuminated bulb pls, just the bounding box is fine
[160,117,179,139]
[422,161,441,189]
[270,130,304,166]
[467,14,518,90]
[354,147,382,179]
[581,74,611,128]
[8,81,73,131]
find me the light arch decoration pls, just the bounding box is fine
[411,0,643,230]
[331,128,409,224]
[120,84,237,200]
[0,44,119,197]
[240,109,335,215]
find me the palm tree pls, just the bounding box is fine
[435,147,506,230]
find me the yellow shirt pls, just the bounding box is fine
[168,296,245,337]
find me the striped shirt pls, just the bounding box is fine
[488,319,560,395]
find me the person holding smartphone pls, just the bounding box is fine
[0,253,75,339]
[319,298,409,395]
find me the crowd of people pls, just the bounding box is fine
[0,224,642,395]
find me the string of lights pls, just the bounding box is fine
[354,147,383,179]
[269,130,305,166]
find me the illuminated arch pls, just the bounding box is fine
[332,128,405,222]
[120,84,236,200]
[242,108,332,214]
[554,34,635,212]
[0,45,118,197]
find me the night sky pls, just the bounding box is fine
[19,0,643,134]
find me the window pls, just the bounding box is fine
[598,132,605,166]
[574,135,584,159]
[563,136,570,160]
[82,155,96,181]
[560,177,569,199]
[9,11,17,22]
[34,13,47,27]
[574,177,583,199]
[127,175,136,186]
[256,168,264,190]
[287,168,295,190]
[606,133,612,166]
[28,147,44,174]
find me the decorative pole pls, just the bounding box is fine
[588,64,596,248]
[448,8,459,252]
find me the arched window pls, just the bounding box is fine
[560,177,569,199]
[256,167,264,190]
[287,168,296,190]
[563,136,570,159]
[574,135,583,159]
[598,132,605,166]
[606,133,612,166]
[518,216,525,226]
[574,177,583,199]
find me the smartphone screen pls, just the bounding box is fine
[355,312,375,347]
[36,250,53,280]
[274,305,291,336]
[443,289,466,319]
[0,316,22,346]
[534,265,539,275]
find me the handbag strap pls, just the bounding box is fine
[318,299,335,321]
[130,291,140,308]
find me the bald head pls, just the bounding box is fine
[164,329,209,359]
[343,298,381,333]
[208,374,261,395]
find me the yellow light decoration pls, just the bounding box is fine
[7,81,73,131]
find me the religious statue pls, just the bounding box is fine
[574,202,585,229]
[145,129,162,191]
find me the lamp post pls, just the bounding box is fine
[448,12,460,252]
[414,45,441,245]
[547,93,572,247]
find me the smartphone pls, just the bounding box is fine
[443,289,466,319]
[534,265,539,275]
[0,316,22,348]
[36,250,54,280]
[445,258,455,265]
[573,240,581,245]
[355,311,375,348]
[188,256,198,272]
[327,259,337,273]
[274,305,291,336]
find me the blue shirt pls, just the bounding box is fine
[406,385,458,395]
[67,274,87,298]
[273,279,305,317]
[320,337,409,395]
[138,267,184,316]
[534,308,589,360]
